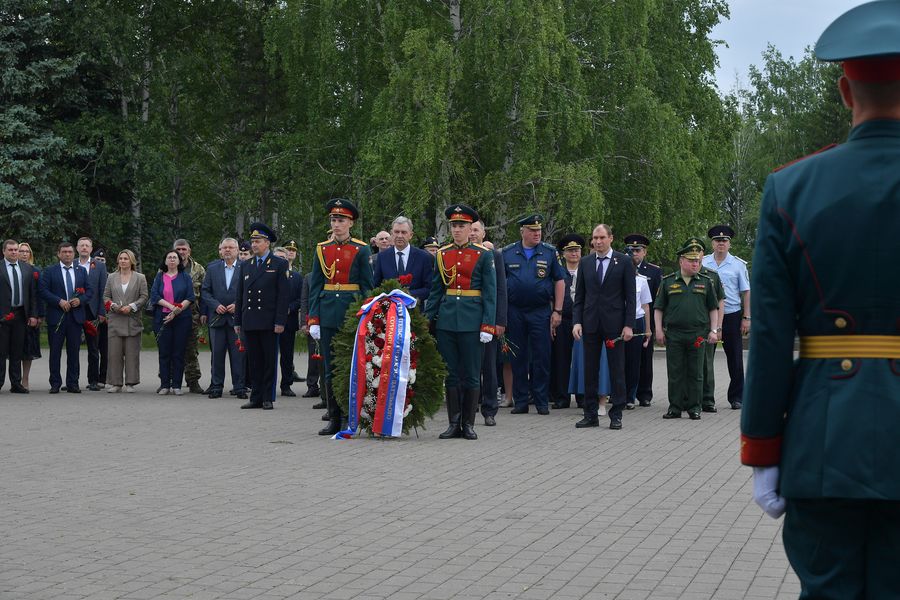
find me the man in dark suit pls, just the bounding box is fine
[469,220,507,426]
[273,246,302,397]
[624,234,662,407]
[572,224,636,430]
[39,241,94,393]
[373,216,433,306]
[201,237,245,400]
[234,223,289,410]
[76,237,108,391]
[0,239,39,393]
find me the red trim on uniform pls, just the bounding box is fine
[307,316,320,326]
[843,58,900,82]
[448,213,473,223]
[329,207,355,218]
[773,144,838,172]
[481,324,496,335]
[777,206,826,307]
[740,434,782,466]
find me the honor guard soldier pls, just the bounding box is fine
[742,3,900,596]
[234,223,289,410]
[426,204,497,440]
[653,238,719,420]
[702,225,750,410]
[307,198,374,436]
[502,214,566,414]
[623,233,662,407]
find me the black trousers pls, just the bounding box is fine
[721,311,745,404]
[305,333,320,391]
[85,309,107,385]
[636,321,655,404]
[583,331,626,422]
[279,328,297,389]
[245,328,277,405]
[624,318,646,404]
[0,308,26,387]
[550,316,574,402]
[48,316,83,389]
[479,337,499,417]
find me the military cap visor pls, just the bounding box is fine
[556,234,585,253]
[239,241,251,251]
[677,237,707,259]
[327,198,359,220]
[284,240,298,251]
[816,1,900,81]
[422,236,440,248]
[517,214,543,230]
[707,225,734,240]
[623,233,650,247]
[248,222,277,243]
[445,204,479,223]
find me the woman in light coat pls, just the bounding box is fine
[103,249,149,392]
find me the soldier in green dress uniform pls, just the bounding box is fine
[653,238,719,419]
[741,3,900,596]
[307,198,374,436]
[425,204,497,440]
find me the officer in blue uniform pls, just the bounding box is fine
[624,233,662,407]
[234,223,289,410]
[742,3,900,597]
[502,214,566,415]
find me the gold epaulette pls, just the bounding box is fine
[350,237,367,246]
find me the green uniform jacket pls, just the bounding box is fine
[741,120,900,500]
[307,238,373,330]
[425,243,497,334]
[654,272,718,335]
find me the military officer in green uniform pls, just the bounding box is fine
[307,198,374,436]
[425,204,497,440]
[174,239,206,394]
[653,238,719,420]
[741,3,900,596]
[698,242,725,413]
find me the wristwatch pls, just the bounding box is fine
[552,309,562,314]
[742,316,752,320]
[711,327,720,334]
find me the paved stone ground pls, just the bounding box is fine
[0,350,799,600]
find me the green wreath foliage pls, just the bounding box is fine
[331,280,447,435]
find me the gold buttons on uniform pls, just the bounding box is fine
[840,359,853,371]
[835,317,847,329]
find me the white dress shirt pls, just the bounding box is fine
[4,260,23,307]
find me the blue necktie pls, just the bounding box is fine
[10,263,20,306]
[397,251,405,275]
[597,256,607,284]
[64,266,75,299]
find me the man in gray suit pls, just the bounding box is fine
[200,238,246,399]
[76,237,108,391]
[470,221,507,426]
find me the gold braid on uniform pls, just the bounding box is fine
[316,243,337,280]
[436,247,457,287]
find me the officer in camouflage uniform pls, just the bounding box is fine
[425,204,497,441]
[174,239,206,394]
[653,238,719,420]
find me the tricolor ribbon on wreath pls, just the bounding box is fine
[333,289,418,439]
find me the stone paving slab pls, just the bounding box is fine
[0,351,798,599]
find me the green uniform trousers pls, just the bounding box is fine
[437,331,482,390]
[701,341,716,409]
[784,499,900,599]
[183,309,201,385]
[665,330,704,414]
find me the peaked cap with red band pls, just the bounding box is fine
[326,198,359,220]
[815,0,900,82]
[444,203,479,223]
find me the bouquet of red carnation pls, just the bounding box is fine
[33,271,39,281]
[693,336,705,348]
[84,320,99,337]
[3,312,14,322]
[104,300,112,312]
[310,339,322,361]
[398,274,413,286]
[75,287,85,296]
[235,339,246,353]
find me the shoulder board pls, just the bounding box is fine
[350,238,366,246]
[734,255,747,265]
[316,240,331,246]
[502,243,517,252]
[472,243,488,251]
[542,242,557,251]
[636,273,649,280]
[773,143,839,172]
[439,243,454,251]
[663,272,678,279]
[697,272,712,280]
[646,262,660,269]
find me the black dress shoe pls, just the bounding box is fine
[281,388,296,397]
[730,401,742,410]
[67,386,82,393]
[10,384,29,394]
[688,412,701,420]
[663,411,681,419]
[319,421,341,436]
[625,403,635,410]
[510,407,528,414]
[537,408,549,415]
[292,371,303,382]
[86,383,102,391]
[49,387,60,394]
[303,388,321,398]
[638,400,651,407]
[208,391,222,399]
[312,400,326,409]
[484,415,496,426]
[237,391,248,400]
[702,406,718,413]
[462,424,478,440]
[609,419,623,430]
[240,401,262,409]
[575,417,599,428]
[551,401,570,409]
[262,400,274,410]
[321,412,331,421]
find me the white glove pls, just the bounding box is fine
[752,466,786,519]
[479,332,493,344]
[309,325,321,340]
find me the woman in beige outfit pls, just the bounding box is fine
[103,250,149,392]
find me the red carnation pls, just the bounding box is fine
[33,271,39,281]
[104,300,112,311]
[311,353,322,360]
[410,350,419,362]
[374,337,385,348]
[235,339,245,353]
[693,336,705,348]
[398,274,413,286]
[84,321,98,337]
[198,336,207,345]
[75,287,85,295]
[605,339,616,349]
[3,312,14,321]
[406,388,415,398]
